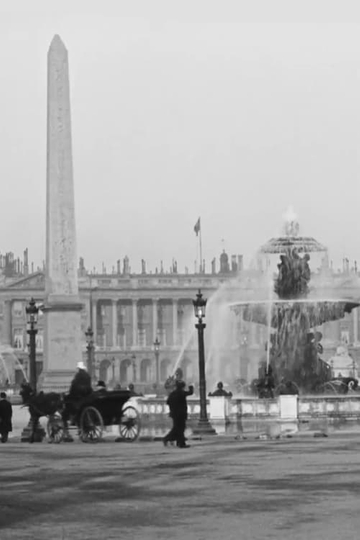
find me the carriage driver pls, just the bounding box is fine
[68,361,93,401]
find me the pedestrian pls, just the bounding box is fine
[163,380,194,449]
[0,392,13,443]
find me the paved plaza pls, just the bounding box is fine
[1,432,360,540]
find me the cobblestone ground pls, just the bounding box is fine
[1,433,360,540]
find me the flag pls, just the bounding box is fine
[194,217,201,236]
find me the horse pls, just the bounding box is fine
[20,382,64,443]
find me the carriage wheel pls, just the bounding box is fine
[79,406,104,443]
[119,406,141,442]
[47,413,65,444]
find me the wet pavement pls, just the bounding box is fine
[1,430,360,539]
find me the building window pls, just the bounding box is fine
[13,329,24,350]
[341,330,350,345]
[158,329,166,347]
[97,333,106,348]
[118,331,127,348]
[13,302,23,317]
[138,329,146,347]
[36,330,44,351]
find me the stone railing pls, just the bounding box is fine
[132,393,360,423]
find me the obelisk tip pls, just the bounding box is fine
[49,34,67,53]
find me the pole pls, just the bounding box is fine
[22,311,45,442]
[155,350,160,386]
[86,327,94,379]
[28,323,37,393]
[196,321,208,422]
[199,223,203,274]
[193,319,216,435]
[87,342,93,379]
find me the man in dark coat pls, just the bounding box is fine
[69,361,92,400]
[163,380,194,448]
[0,392,13,443]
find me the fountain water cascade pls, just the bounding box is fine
[0,345,28,389]
[188,208,360,397]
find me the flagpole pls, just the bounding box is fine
[194,217,202,274]
[199,222,203,273]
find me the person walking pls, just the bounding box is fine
[0,392,13,443]
[163,380,194,448]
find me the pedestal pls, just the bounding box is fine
[192,418,217,436]
[21,420,46,443]
[208,396,231,423]
[279,394,298,420]
[41,301,83,391]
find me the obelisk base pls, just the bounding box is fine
[39,370,77,393]
[41,300,83,392]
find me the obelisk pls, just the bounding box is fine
[41,35,83,391]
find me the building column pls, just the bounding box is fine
[172,299,178,346]
[91,299,97,343]
[152,299,158,341]
[112,300,117,347]
[3,300,12,345]
[353,308,359,345]
[232,311,238,348]
[250,323,256,346]
[132,300,138,347]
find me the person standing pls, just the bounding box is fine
[163,380,194,448]
[0,392,13,443]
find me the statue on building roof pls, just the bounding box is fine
[220,250,230,274]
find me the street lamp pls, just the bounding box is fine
[21,298,46,442]
[111,357,116,381]
[26,298,39,393]
[192,290,216,435]
[85,326,94,378]
[153,337,160,386]
[131,354,137,382]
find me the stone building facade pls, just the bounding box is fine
[0,251,359,392]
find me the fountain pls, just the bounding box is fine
[0,344,28,395]
[230,208,360,395]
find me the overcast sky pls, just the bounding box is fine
[1,1,360,273]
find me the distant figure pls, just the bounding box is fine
[0,392,13,443]
[208,381,232,397]
[94,380,107,394]
[69,361,92,400]
[163,380,194,448]
[114,383,122,390]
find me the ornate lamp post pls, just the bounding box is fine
[192,290,216,435]
[26,298,39,393]
[85,326,94,378]
[153,337,160,386]
[131,354,137,382]
[111,357,116,381]
[21,298,45,442]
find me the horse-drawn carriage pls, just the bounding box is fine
[21,383,141,444]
